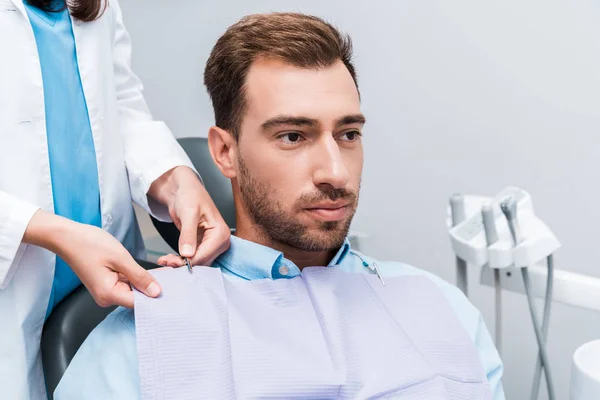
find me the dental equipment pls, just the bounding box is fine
[447,187,561,400]
[501,198,555,400]
[184,258,193,274]
[482,204,502,355]
[450,194,468,295]
[369,262,386,286]
[571,339,600,400]
[448,187,560,269]
[354,252,386,286]
[533,254,554,400]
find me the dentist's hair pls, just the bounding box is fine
[204,12,358,140]
[26,0,106,22]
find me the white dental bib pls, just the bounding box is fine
[134,267,491,399]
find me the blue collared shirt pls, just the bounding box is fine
[55,236,504,399]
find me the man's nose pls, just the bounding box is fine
[312,136,350,189]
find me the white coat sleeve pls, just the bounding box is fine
[110,0,198,222]
[0,191,40,289]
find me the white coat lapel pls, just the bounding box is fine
[7,0,26,15]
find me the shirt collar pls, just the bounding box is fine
[213,235,352,280]
[25,0,65,26]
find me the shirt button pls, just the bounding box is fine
[278,266,289,276]
[106,214,113,225]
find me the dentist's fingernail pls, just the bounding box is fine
[146,282,161,297]
[181,245,194,256]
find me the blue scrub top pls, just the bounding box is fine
[24,2,102,317]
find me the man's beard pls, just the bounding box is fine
[238,156,358,252]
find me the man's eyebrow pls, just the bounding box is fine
[335,114,366,128]
[261,116,319,130]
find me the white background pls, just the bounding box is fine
[122,1,600,398]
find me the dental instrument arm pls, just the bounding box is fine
[450,194,468,296]
[482,204,502,356]
[501,198,555,400]
[531,254,554,400]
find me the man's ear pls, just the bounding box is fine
[207,126,237,179]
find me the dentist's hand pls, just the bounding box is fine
[23,210,160,308]
[149,166,230,267]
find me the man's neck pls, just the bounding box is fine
[234,224,337,270]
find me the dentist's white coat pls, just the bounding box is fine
[0,0,194,398]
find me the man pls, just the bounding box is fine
[55,12,504,399]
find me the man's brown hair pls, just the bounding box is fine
[204,12,358,140]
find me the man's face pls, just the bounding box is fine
[233,58,364,252]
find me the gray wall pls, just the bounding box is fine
[121,1,600,398]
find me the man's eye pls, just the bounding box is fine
[279,132,304,144]
[339,130,361,141]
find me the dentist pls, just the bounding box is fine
[0,0,230,398]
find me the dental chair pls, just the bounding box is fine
[41,137,235,399]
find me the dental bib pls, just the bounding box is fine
[134,267,491,399]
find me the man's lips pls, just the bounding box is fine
[304,202,351,222]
